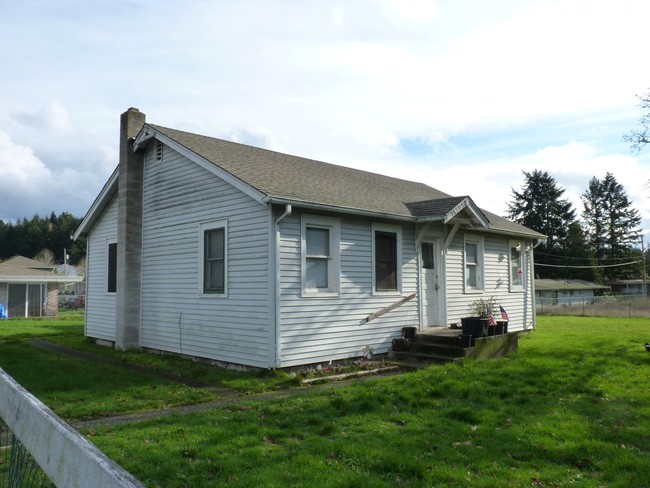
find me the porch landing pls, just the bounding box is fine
[388,327,520,366]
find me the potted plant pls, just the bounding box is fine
[461,296,496,338]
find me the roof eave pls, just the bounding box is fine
[73,168,119,240]
[263,196,418,222]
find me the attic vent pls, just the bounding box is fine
[155,141,163,161]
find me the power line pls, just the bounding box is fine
[535,260,642,269]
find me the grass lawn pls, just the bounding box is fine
[0,316,294,420]
[2,316,650,486]
[79,316,650,487]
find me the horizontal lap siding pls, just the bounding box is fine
[140,146,271,368]
[85,198,117,341]
[445,233,532,330]
[279,212,419,367]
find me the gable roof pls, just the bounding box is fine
[0,256,83,283]
[535,279,609,291]
[75,121,545,240]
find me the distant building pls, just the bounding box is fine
[608,279,647,296]
[0,256,83,318]
[535,279,610,307]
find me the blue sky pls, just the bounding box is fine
[1,0,649,238]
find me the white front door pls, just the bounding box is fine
[421,240,440,327]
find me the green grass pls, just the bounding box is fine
[0,316,83,341]
[2,316,649,486]
[0,317,295,420]
[85,316,650,487]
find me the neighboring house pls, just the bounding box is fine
[535,279,610,307]
[73,108,545,369]
[0,256,84,318]
[608,279,647,296]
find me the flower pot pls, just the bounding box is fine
[461,317,488,338]
[402,326,417,339]
[495,321,506,335]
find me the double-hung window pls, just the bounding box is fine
[372,223,402,294]
[301,215,340,296]
[200,220,228,296]
[464,235,484,293]
[509,240,524,291]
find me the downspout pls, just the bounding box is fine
[274,204,292,368]
[527,238,545,330]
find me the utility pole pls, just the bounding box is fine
[642,236,647,297]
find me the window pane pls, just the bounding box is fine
[107,242,117,293]
[376,262,396,290]
[422,242,434,269]
[466,265,477,288]
[376,233,395,260]
[511,247,523,287]
[306,257,328,288]
[306,227,329,256]
[465,242,477,264]
[206,260,224,290]
[206,229,224,259]
[204,228,225,293]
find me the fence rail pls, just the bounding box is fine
[536,294,650,318]
[0,367,143,488]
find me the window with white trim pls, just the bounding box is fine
[301,215,340,296]
[372,223,402,294]
[199,220,228,296]
[509,240,524,291]
[464,235,484,292]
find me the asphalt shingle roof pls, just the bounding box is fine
[144,124,544,238]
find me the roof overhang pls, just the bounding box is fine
[415,197,491,228]
[0,275,84,283]
[73,168,118,240]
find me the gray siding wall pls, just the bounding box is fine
[140,145,272,368]
[445,232,534,330]
[85,198,118,341]
[278,210,419,367]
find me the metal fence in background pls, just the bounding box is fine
[536,294,650,318]
[0,421,53,487]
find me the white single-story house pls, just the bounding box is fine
[73,108,545,369]
[535,279,610,307]
[0,256,84,318]
[608,279,647,296]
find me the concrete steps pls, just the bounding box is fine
[388,327,520,366]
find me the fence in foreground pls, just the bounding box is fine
[536,294,650,318]
[0,367,143,488]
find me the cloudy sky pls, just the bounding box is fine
[1,0,650,239]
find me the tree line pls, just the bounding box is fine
[506,171,643,283]
[0,212,85,265]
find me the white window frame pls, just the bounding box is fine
[463,234,484,293]
[106,239,117,294]
[372,223,403,295]
[301,214,340,297]
[509,240,525,292]
[199,219,228,297]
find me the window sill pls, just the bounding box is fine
[301,290,340,298]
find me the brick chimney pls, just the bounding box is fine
[115,108,146,350]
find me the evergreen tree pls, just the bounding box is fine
[506,170,576,278]
[0,212,86,264]
[581,173,642,281]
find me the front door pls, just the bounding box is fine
[421,240,440,327]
